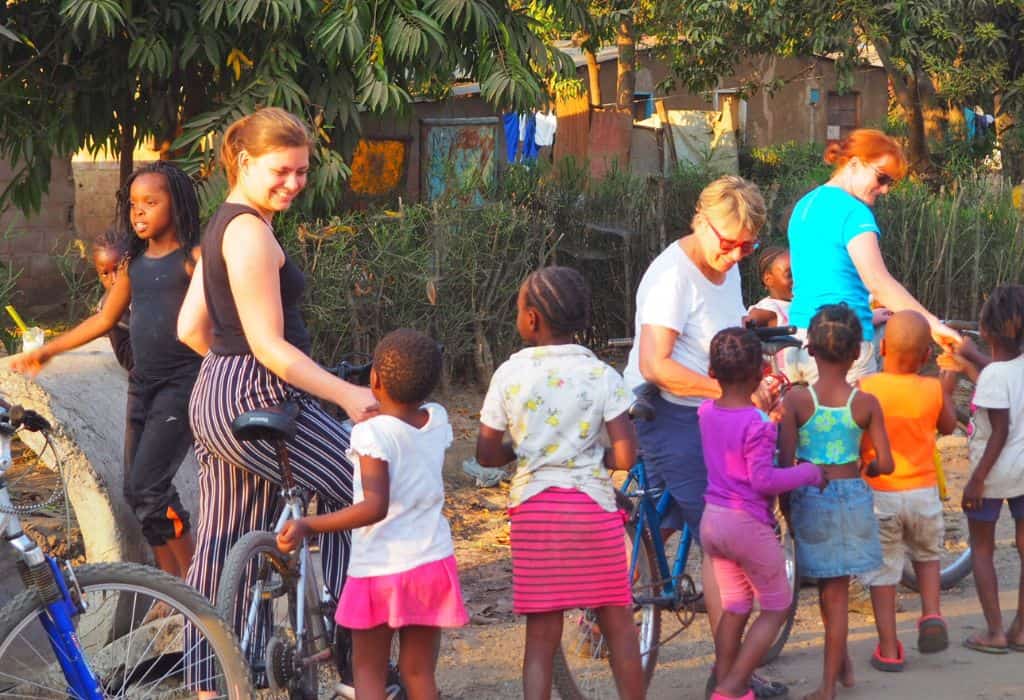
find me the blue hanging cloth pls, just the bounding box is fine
[503,112,520,162]
[521,113,539,162]
[963,107,976,140]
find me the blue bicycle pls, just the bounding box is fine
[0,402,251,699]
[553,329,803,699]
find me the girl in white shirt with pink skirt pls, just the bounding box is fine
[276,329,467,698]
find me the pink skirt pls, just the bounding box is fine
[509,487,631,614]
[335,555,469,629]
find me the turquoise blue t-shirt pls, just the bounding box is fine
[788,185,879,340]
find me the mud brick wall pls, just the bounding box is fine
[0,158,77,315]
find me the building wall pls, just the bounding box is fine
[0,158,77,314]
[589,53,889,149]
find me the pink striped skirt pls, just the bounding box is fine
[509,487,631,614]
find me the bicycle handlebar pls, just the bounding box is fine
[750,325,798,339]
[326,360,373,386]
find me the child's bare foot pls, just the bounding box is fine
[840,655,855,688]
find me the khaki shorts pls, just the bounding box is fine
[860,486,944,587]
[780,328,878,384]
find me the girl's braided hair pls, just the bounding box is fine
[522,266,591,335]
[757,245,788,281]
[807,303,863,363]
[115,161,201,263]
[709,327,763,384]
[980,284,1024,351]
[91,228,129,258]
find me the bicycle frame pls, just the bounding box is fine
[0,407,103,700]
[622,459,695,610]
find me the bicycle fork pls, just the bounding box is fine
[1,474,101,699]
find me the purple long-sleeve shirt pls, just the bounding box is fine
[699,401,823,526]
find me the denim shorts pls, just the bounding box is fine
[789,478,882,579]
[966,494,1024,522]
[635,395,705,539]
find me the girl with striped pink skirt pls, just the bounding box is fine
[476,267,645,700]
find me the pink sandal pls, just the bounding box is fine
[917,614,949,653]
[870,640,905,672]
[710,692,754,700]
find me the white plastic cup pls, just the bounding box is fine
[21,326,44,353]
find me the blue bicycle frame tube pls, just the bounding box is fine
[35,560,103,699]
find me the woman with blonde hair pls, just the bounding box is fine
[177,107,376,691]
[786,129,961,383]
[624,175,787,698]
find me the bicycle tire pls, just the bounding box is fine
[0,562,251,699]
[901,549,973,591]
[215,530,319,699]
[552,528,662,700]
[760,518,799,666]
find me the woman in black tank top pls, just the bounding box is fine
[10,162,203,580]
[176,108,376,690]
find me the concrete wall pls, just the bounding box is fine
[0,158,77,314]
[588,53,889,149]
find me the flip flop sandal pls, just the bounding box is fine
[1009,642,1024,652]
[710,692,755,700]
[870,641,905,672]
[963,637,1009,654]
[917,615,949,653]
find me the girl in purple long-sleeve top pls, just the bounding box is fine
[700,328,826,700]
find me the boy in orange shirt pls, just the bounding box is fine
[860,310,958,671]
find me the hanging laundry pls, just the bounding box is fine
[963,107,976,140]
[503,112,520,162]
[534,110,558,147]
[521,113,539,161]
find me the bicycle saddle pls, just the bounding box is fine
[628,382,658,422]
[231,401,300,443]
[762,336,803,355]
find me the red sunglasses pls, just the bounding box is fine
[706,217,760,256]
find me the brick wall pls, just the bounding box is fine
[0,158,77,315]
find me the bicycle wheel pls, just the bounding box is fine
[215,530,318,699]
[0,562,251,699]
[552,528,661,700]
[760,514,800,665]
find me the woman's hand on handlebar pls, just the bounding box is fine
[752,374,784,420]
[336,383,379,423]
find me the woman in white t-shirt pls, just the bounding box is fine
[623,175,787,698]
[276,329,468,698]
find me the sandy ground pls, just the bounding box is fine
[437,388,1024,700]
[10,385,1023,699]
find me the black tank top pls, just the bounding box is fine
[201,203,312,356]
[128,249,202,379]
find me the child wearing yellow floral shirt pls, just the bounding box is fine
[476,266,644,699]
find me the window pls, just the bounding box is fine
[827,92,860,140]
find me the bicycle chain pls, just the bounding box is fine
[0,433,68,517]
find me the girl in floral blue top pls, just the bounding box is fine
[476,266,645,700]
[778,304,893,700]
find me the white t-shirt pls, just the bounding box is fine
[346,403,455,577]
[749,296,791,326]
[534,111,558,146]
[968,355,1024,498]
[623,241,746,406]
[480,344,632,511]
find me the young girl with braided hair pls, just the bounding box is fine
[700,327,826,700]
[11,161,203,578]
[476,266,645,699]
[778,303,894,700]
[939,284,1024,653]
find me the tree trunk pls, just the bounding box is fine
[902,70,929,175]
[118,122,135,188]
[616,15,635,112]
[585,49,602,108]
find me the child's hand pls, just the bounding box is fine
[872,307,893,326]
[752,376,783,417]
[816,465,830,492]
[936,350,965,373]
[961,475,985,513]
[276,519,311,553]
[7,348,48,377]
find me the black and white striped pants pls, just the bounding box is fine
[184,353,354,686]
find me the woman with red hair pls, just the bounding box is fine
[786,129,960,383]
